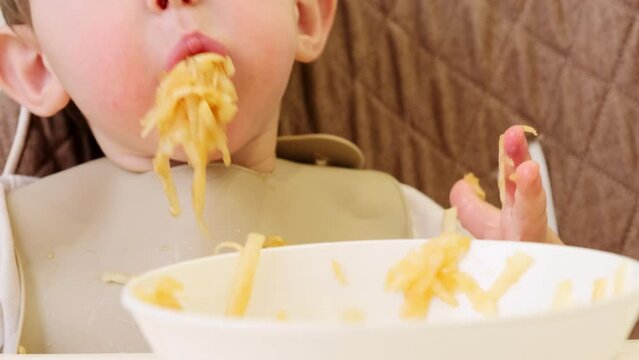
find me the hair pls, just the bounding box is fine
[0,0,31,26]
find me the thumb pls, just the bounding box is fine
[449,179,501,239]
[509,161,548,242]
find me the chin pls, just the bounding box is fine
[106,152,155,173]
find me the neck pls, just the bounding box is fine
[230,122,279,173]
[93,114,280,174]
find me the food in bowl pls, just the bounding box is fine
[123,238,639,360]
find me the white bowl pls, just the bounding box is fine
[122,240,639,360]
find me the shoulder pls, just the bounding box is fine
[400,184,443,213]
[0,175,38,192]
[276,134,446,239]
[0,176,26,354]
[399,183,445,239]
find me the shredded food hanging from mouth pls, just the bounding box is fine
[142,53,238,231]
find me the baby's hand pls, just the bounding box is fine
[449,126,562,244]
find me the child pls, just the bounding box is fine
[0,0,561,354]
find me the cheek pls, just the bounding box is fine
[227,8,298,117]
[38,16,158,137]
[64,34,155,122]
[215,6,297,151]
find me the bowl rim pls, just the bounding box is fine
[122,239,639,333]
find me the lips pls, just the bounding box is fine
[165,32,229,71]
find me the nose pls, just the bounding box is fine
[148,0,198,11]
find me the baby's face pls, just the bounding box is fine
[29,0,300,171]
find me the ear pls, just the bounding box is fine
[295,0,338,63]
[0,26,69,117]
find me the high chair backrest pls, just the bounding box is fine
[280,0,639,267]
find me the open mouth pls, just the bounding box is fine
[166,31,229,71]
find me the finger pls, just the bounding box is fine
[449,179,501,239]
[504,125,532,166]
[509,161,548,242]
[501,126,532,208]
